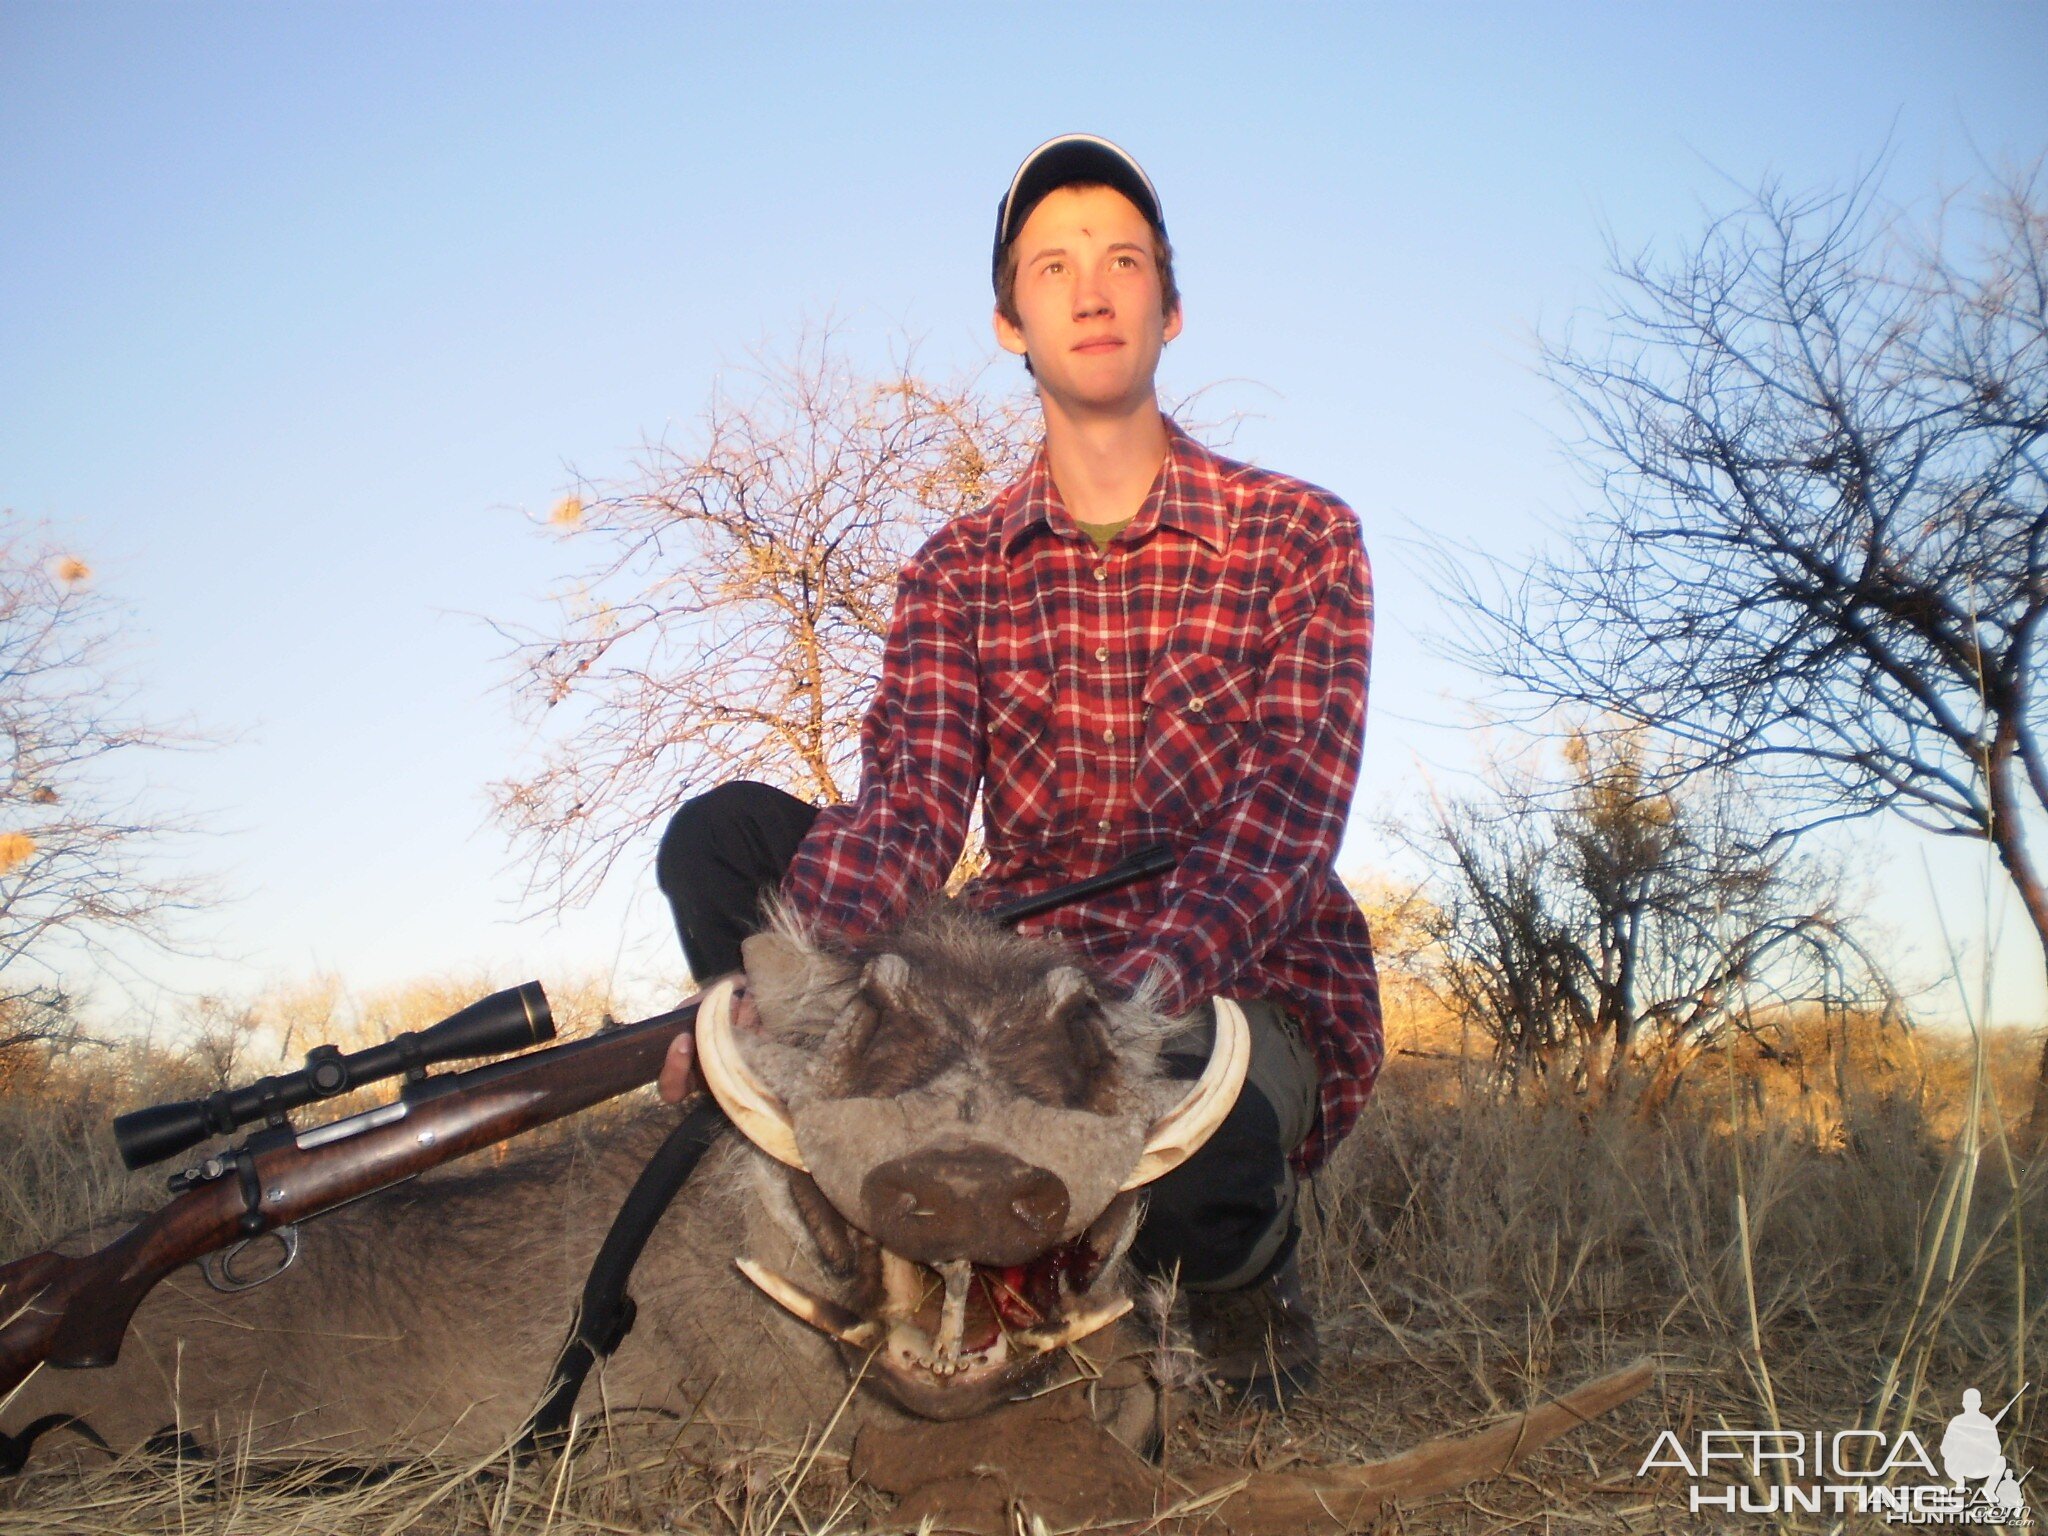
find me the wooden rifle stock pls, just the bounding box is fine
[0,996,701,1399]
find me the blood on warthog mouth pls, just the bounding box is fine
[989,1235,1105,1329]
[891,1234,1106,1352]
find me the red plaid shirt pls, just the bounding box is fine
[783,421,1381,1170]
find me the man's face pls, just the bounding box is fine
[994,184,1182,416]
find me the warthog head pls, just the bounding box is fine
[695,903,1248,1420]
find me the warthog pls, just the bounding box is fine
[1,904,1246,1465]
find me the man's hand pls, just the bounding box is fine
[657,1029,701,1104]
[658,984,758,1104]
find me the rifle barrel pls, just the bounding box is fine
[989,844,1176,925]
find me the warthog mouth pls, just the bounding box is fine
[737,1188,1143,1419]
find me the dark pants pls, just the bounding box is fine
[655,780,1301,1291]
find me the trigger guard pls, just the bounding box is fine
[199,1225,300,1293]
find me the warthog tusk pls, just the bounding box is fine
[879,1249,927,1321]
[931,1260,973,1365]
[735,1257,881,1348]
[1121,997,1252,1190]
[1011,1294,1133,1354]
[697,977,808,1171]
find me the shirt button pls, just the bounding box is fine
[1104,729,1116,744]
[1190,698,1206,712]
[1094,646,1109,661]
[1093,567,1107,583]
[1098,818,1112,831]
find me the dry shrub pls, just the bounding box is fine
[0,1032,230,1254]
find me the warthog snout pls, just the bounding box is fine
[861,1146,1071,1265]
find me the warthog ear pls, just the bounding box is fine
[743,932,857,1037]
[861,952,912,1013]
[1045,965,1092,1011]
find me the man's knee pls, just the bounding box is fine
[656,780,814,897]
[656,780,819,981]
[1128,998,1319,1291]
[1130,1080,1297,1290]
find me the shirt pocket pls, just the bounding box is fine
[981,665,1059,836]
[1136,650,1261,817]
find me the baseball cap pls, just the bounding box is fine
[992,134,1166,291]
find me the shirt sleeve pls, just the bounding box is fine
[780,547,982,939]
[1098,494,1373,1015]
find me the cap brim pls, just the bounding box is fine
[996,135,1164,261]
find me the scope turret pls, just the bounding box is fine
[114,981,554,1171]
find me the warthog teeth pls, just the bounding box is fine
[735,1258,882,1349]
[889,1322,1010,1378]
[741,1250,1132,1381]
[1012,1295,1134,1355]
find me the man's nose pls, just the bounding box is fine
[1072,271,1113,319]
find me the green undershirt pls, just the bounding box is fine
[1078,517,1134,552]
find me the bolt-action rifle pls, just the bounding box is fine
[0,843,1176,1401]
[0,981,694,1400]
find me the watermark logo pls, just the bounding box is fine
[1636,1384,2032,1524]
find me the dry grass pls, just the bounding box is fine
[3,1004,2043,1533]
[1254,1030,2045,1533]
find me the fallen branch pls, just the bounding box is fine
[1187,1355,1658,1531]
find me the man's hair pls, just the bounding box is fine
[993,181,1181,330]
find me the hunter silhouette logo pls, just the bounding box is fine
[1942,1388,2029,1518]
[1636,1381,2034,1523]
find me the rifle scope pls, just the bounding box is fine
[113,981,554,1171]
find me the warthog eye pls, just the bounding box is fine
[988,994,1122,1113]
[837,1004,964,1097]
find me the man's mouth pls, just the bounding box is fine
[1072,337,1125,354]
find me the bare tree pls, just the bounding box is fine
[183,996,264,1093]
[0,518,198,1074]
[1447,170,2048,1081]
[1399,733,1894,1101]
[494,329,1039,908]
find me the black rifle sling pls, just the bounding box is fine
[518,1097,726,1454]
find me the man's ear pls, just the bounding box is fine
[993,305,1029,357]
[1162,301,1184,345]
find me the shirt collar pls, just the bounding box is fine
[997,417,1231,555]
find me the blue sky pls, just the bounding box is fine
[2,3,2044,1029]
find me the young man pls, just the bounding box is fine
[656,135,1382,1405]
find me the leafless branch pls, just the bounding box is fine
[1394,731,1897,1098]
[0,518,206,1077]
[1435,163,2048,1080]
[493,327,1039,909]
